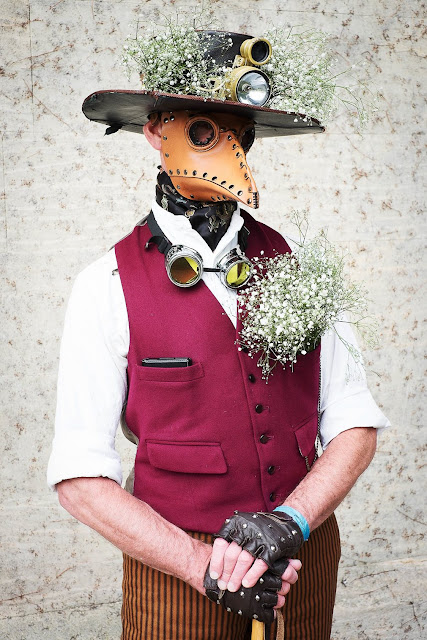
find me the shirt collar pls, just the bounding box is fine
[151,199,244,267]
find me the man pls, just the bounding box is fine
[48,29,389,640]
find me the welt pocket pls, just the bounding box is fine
[291,410,318,458]
[135,362,204,383]
[146,440,228,475]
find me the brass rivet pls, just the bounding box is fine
[247,198,252,204]
[236,152,241,157]
[165,153,169,158]
[164,118,169,123]
[221,180,226,185]
[212,176,217,180]
[211,196,216,201]
[169,170,172,175]
[238,190,243,196]
[177,169,180,175]
[228,135,232,140]
[203,172,208,178]
[229,184,234,189]
[190,195,195,198]
[163,136,167,140]
[170,115,175,121]
[193,170,197,176]
[184,169,188,175]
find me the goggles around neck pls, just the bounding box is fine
[145,212,253,289]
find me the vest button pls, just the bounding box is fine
[259,434,269,444]
[269,492,276,502]
[248,374,255,383]
[267,465,276,475]
[255,404,263,413]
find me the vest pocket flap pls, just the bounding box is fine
[146,441,228,474]
[292,411,318,457]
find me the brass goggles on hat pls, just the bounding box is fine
[146,212,253,289]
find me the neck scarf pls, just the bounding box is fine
[155,172,237,251]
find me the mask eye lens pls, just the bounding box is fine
[188,120,216,147]
[240,126,255,153]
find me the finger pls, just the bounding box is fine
[274,594,286,609]
[288,558,302,571]
[226,549,255,592]
[209,537,230,580]
[217,542,245,590]
[241,558,269,588]
[282,564,299,584]
[278,582,291,596]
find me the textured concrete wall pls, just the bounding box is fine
[1,1,425,638]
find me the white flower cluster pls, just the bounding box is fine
[121,18,374,127]
[121,19,231,99]
[265,27,374,126]
[238,220,374,378]
[265,28,336,123]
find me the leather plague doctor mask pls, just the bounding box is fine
[157,110,259,208]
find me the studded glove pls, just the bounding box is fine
[216,510,304,569]
[204,558,288,624]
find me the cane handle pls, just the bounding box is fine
[251,619,265,640]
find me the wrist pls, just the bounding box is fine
[185,538,212,595]
[273,505,310,541]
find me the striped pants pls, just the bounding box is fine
[121,514,340,640]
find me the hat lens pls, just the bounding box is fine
[240,125,255,153]
[236,71,270,107]
[170,256,200,285]
[226,261,252,288]
[188,120,216,146]
[251,40,270,64]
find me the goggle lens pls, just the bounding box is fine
[226,261,252,288]
[170,256,200,285]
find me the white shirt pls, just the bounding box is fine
[47,201,390,490]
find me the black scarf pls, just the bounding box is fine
[155,172,237,251]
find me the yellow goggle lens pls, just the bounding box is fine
[226,262,251,288]
[170,256,200,285]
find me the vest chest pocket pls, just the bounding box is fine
[146,440,228,474]
[135,361,204,383]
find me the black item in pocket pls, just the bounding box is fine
[141,357,192,368]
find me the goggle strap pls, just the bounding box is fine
[146,211,173,254]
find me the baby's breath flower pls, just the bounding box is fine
[237,212,377,379]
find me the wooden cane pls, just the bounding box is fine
[251,619,265,640]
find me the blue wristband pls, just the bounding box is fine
[273,505,310,541]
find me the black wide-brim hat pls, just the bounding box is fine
[82,31,325,139]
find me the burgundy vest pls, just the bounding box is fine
[115,210,320,533]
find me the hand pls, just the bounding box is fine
[210,510,304,592]
[204,558,294,624]
[210,537,302,593]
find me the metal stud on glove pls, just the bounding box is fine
[204,565,283,625]
[216,511,304,568]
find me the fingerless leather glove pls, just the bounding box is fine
[204,558,288,624]
[216,510,304,568]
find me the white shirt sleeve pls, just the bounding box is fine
[319,319,391,449]
[47,250,129,490]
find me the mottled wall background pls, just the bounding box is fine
[1,1,425,638]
